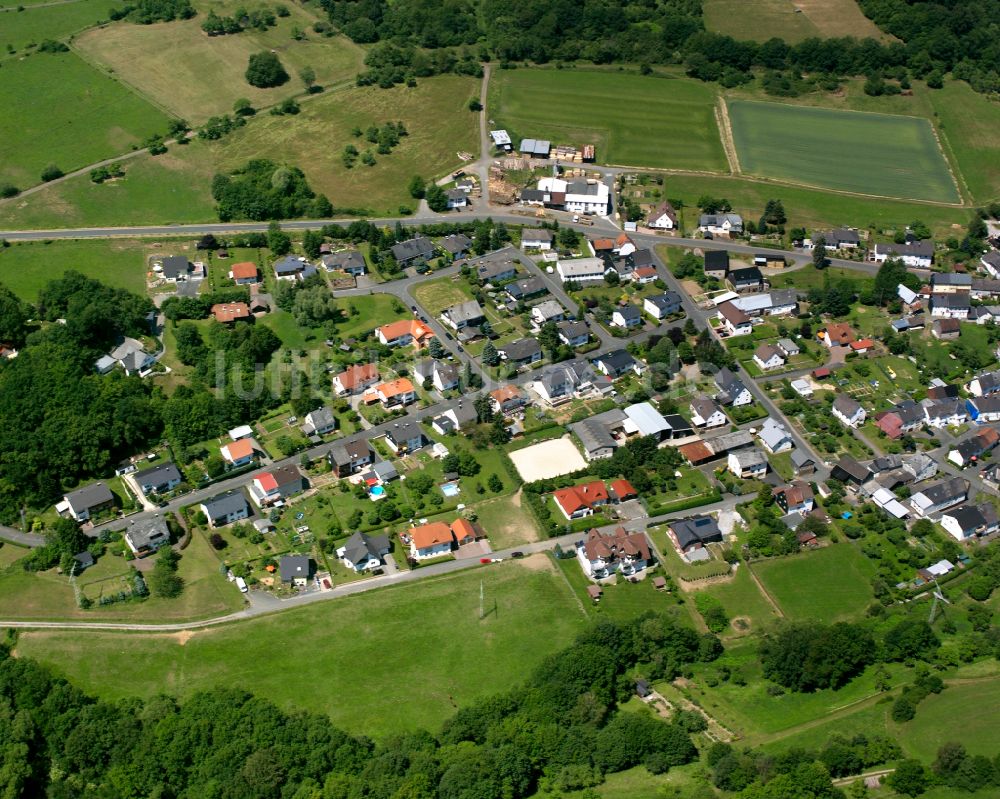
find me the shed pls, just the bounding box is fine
[586,584,603,601]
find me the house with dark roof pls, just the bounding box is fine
[249,465,305,508]
[930,293,970,319]
[159,255,192,282]
[773,482,815,514]
[134,463,183,496]
[571,417,619,461]
[59,482,115,522]
[967,394,1000,423]
[440,234,473,259]
[808,228,861,251]
[327,439,373,477]
[577,526,651,578]
[391,237,436,267]
[593,349,639,378]
[940,505,1000,541]
[431,402,479,435]
[717,302,752,337]
[557,320,590,348]
[924,398,968,428]
[947,428,1000,467]
[124,516,171,557]
[832,394,866,428]
[910,477,969,517]
[872,240,934,268]
[273,255,315,281]
[301,406,336,437]
[646,202,678,230]
[727,266,765,293]
[643,292,682,320]
[690,395,727,428]
[505,276,548,302]
[611,303,642,329]
[200,490,250,528]
[477,259,517,284]
[832,456,870,486]
[714,367,753,406]
[441,300,485,330]
[698,214,743,235]
[753,343,785,371]
[499,337,543,367]
[967,370,1000,397]
[704,250,729,280]
[384,420,425,454]
[321,250,367,276]
[279,555,313,586]
[668,515,722,554]
[338,531,391,572]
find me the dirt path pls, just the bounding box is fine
[716,98,741,175]
[745,562,786,618]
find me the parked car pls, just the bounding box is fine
[510,551,524,558]
[480,557,492,564]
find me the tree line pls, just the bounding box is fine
[0,613,713,798]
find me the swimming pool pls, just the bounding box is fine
[441,481,461,498]
[370,485,386,498]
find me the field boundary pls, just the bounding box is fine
[717,97,741,174]
[929,120,973,206]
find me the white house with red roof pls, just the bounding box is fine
[248,464,305,508]
[553,481,610,520]
[332,363,379,396]
[577,526,651,579]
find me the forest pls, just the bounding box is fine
[322,0,1000,95]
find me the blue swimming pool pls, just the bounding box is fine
[441,481,461,497]
[370,485,386,497]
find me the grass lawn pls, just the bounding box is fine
[0,238,152,301]
[704,564,781,638]
[0,0,119,53]
[556,763,712,799]
[727,99,960,203]
[72,9,365,122]
[752,543,875,621]
[0,51,172,188]
[0,542,28,568]
[896,678,1000,761]
[491,69,727,173]
[337,294,409,340]
[411,274,475,317]
[929,81,1000,204]
[768,265,872,292]
[473,490,541,549]
[705,0,886,42]
[0,532,243,621]
[14,562,587,736]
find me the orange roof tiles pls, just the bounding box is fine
[378,319,435,344]
[377,378,414,398]
[256,472,278,492]
[451,518,477,542]
[223,438,254,461]
[212,302,250,323]
[336,363,378,391]
[410,522,453,549]
[230,262,258,280]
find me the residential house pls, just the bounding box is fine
[715,367,753,407]
[441,300,485,330]
[446,188,467,209]
[872,240,934,268]
[556,257,607,284]
[534,362,586,404]
[624,402,672,441]
[384,420,425,454]
[321,250,367,276]
[521,228,553,250]
[339,531,391,572]
[931,272,972,294]
[776,338,800,357]
[279,555,313,586]
[717,301,752,337]
[727,266,765,293]
[557,320,590,348]
[924,398,967,428]
[930,294,970,319]
[332,363,379,395]
[609,479,637,504]
[594,349,640,379]
[490,129,512,150]
[819,323,856,348]
[947,428,1000,467]
[376,319,435,348]
[159,255,192,282]
[531,299,566,326]
[553,481,610,520]
[59,483,115,522]
[249,465,305,508]
[440,234,473,260]
[220,438,256,467]
[662,414,694,440]
[902,452,938,483]
[301,407,336,437]
[536,177,610,215]
[391,237,436,267]
[791,449,816,475]
[728,290,799,318]
[808,228,861,251]
[273,255,315,281]
[476,259,517,284]
[910,477,969,517]
[490,384,527,415]
[374,378,416,408]
[832,394,866,428]
[230,261,259,284]
[211,302,250,324]
[571,417,619,461]
[327,439,373,477]
[124,516,170,558]
[668,515,723,555]
[759,417,794,454]
[874,402,924,438]
[753,343,785,371]
[499,337,543,367]
[643,292,682,320]
[505,277,548,302]
[704,250,729,280]
[134,463,182,496]
[791,378,813,397]
[940,505,1000,542]
[728,449,768,479]
[611,304,642,329]
[690,395,727,428]
[967,394,1000,423]
[100,338,155,377]
[577,526,651,578]
[698,213,743,235]
[431,402,478,435]
[832,456,870,486]
[967,370,1000,397]
[871,487,911,519]
[200,490,250,528]
[633,265,658,284]
[932,319,961,340]
[773,482,815,514]
[646,201,678,230]
[414,359,460,392]
[407,521,455,561]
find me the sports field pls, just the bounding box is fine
[752,544,874,621]
[73,11,365,122]
[491,69,727,173]
[0,51,171,187]
[14,563,586,736]
[727,99,961,203]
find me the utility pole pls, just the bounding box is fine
[479,579,484,620]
